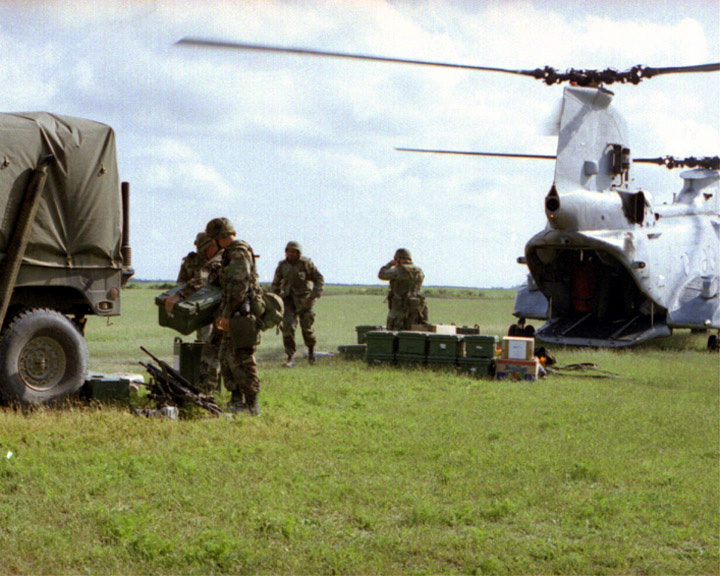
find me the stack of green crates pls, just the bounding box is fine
[427,333,464,370]
[365,331,397,366]
[396,331,428,367]
[458,335,498,378]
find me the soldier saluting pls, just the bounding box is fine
[378,248,428,330]
[272,241,324,367]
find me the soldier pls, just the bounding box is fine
[378,248,428,330]
[271,241,324,367]
[205,217,263,415]
[164,233,224,393]
[176,232,208,286]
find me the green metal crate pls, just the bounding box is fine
[156,284,222,335]
[396,353,427,367]
[355,325,384,344]
[396,331,428,356]
[365,331,398,355]
[458,357,495,378]
[426,356,459,371]
[366,353,396,367]
[82,374,131,405]
[338,344,367,360]
[464,335,499,358]
[427,334,464,358]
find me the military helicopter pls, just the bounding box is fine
[176,38,720,350]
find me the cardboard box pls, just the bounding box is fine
[501,336,535,360]
[495,358,540,381]
[411,324,457,335]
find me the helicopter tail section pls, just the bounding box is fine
[554,86,629,193]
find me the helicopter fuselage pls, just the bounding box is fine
[514,85,719,346]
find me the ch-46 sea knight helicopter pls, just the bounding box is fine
[177,38,720,350]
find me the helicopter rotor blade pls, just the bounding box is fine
[176,38,720,86]
[396,148,556,160]
[175,37,542,78]
[634,155,720,170]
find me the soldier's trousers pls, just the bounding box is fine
[282,298,316,356]
[219,335,259,398]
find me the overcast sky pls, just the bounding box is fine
[1,0,718,287]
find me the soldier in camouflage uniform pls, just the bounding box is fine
[164,233,224,393]
[378,248,429,330]
[176,232,208,285]
[205,217,263,415]
[271,241,324,366]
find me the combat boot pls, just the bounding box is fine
[283,353,295,368]
[246,393,260,416]
[228,390,248,413]
[308,346,315,365]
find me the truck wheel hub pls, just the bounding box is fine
[19,337,66,390]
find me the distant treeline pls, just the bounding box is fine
[128,280,514,300]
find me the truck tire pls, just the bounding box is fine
[0,309,88,405]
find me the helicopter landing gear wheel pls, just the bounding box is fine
[0,309,88,405]
[708,334,719,352]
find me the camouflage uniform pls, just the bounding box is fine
[176,232,209,285]
[271,241,324,363]
[175,234,222,393]
[378,249,428,330]
[206,217,263,414]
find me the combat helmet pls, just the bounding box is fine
[205,217,236,239]
[195,232,215,252]
[394,248,412,261]
[285,241,302,254]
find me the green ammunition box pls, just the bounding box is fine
[338,344,367,360]
[82,374,131,405]
[365,331,398,355]
[396,331,428,356]
[426,356,459,371]
[427,334,464,358]
[458,357,495,378]
[174,338,204,387]
[396,353,427,367]
[366,353,396,367]
[464,335,499,358]
[156,285,222,336]
[355,325,384,344]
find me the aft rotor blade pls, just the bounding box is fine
[396,147,556,160]
[176,37,536,77]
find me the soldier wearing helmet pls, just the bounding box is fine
[271,241,325,366]
[164,231,223,393]
[378,248,428,330]
[205,217,263,415]
[175,232,211,286]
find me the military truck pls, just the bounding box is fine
[0,112,132,404]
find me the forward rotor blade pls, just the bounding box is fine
[396,148,556,160]
[641,63,720,78]
[176,37,535,77]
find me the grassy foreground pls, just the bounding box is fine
[0,286,718,574]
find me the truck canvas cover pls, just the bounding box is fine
[0,112,122,269]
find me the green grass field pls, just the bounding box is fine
[1,286,718,574]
